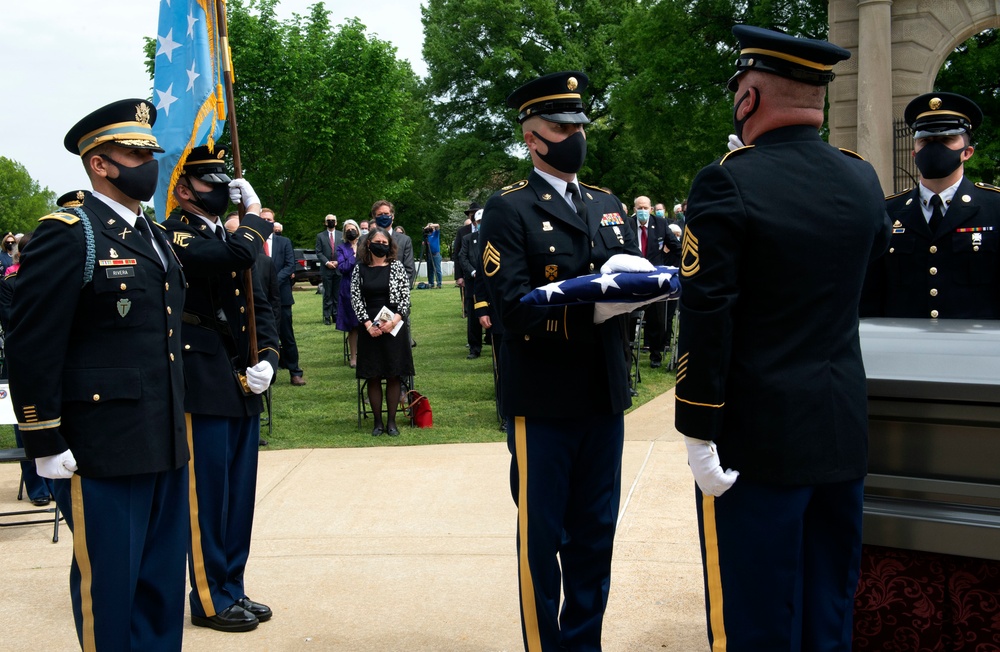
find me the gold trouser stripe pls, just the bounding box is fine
[71,475,97,652]
[514,416,542,652]
[186,413,216,617]
[702,493,727,651]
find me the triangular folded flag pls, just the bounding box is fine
[520,266,681,306]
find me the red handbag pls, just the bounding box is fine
[406,390,433,428]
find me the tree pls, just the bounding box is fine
[936,28,1000,184]
[0,157,56,233]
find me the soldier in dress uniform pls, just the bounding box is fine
[161,146,279,633]
[467,209,505,428]
[478,71,643,651]
[860,92,1000,319]
[7,98,189,651]
[673,26,891,651]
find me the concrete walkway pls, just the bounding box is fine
[0,388,707,651]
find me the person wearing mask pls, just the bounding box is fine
[458,210,485,358]
[653,203,667,222]
[479,71,644,651]
[0,232,17,272]
[316,214,341,325]
[860,92,1000,319]
[359,220,369,237]
[8,98,189,650]
[163,146,279,633]
[350,227,414,436]
[674,26,890,650]
[365,201,416,347]
[631,195,677,368]
[336,219,362,367]
[260,207,305,386]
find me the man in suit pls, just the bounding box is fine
[260,208,305,385]
[164,147,279,633]
[631,194,679,367]
[860,92,1000,319]
[479,71,644,651]
[674,26,890,650]
[315,214,341,325]
[8,98,189,651]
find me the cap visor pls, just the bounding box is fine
[540,112,591,125]
[914,127,967,140]
[194,172,233,184]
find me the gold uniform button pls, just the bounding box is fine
[169,329,174,337]
[240,306,246,314]
[524,335,531,341]
[930,289,938,297]
[591,240,595,248]
[589,263,595,271]
[120,283,127,290]
[165,282,170,291]
[889,247,895,254]
[549,246,555,253]
[929,267,938,276]
[232,272,237,278]
[184,344,191,350]
[930,310,939,319]
[974,246,980,252]
[167,306,173,315]
[170,353,175,361]
[235,289,240,296]
[92,394,100,402]
[929,246,937,254]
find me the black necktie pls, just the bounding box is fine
[567,183,587,221]
[133,215,157,252]
[928,194,944,233]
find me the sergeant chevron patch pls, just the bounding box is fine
[483,242,501,277]
[681,228,700,277]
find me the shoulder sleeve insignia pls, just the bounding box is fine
[580,182,611,194]
[38,211,81,225]
[500,180,528,195]
[720,145,754,165]
[680,228,700,277]
[976,182,1000,194]
[482,241,501,277]
[172,232,195,248]
[884,188,912,201]
[839,148,865,161]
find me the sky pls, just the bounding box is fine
[0,0,427,202]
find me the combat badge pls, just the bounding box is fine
[117,298,132,318]
[482,242,501,277]
[545,265,558,281]
[613,225,624,244]
[681,228,700,277]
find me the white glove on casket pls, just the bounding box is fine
[228,178,260,209]
[727,134,745,152]
[600,254,655,275]
[35,449,78,479]
[684,436,739,497]
[245,360,274,395]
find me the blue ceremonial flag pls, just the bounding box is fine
[520,266,681,306]
[151,0,227,221]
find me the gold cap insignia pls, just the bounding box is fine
[542,193,552,201]
[135,102,151,125]
[217,149,226,160]
[567,77,578,91]
[545,265,559,281]
[929,97,942,111]
[482,241,501,277]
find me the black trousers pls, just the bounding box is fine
[279,304,302,376]
[321,271,339,320]
[644,300,667,361]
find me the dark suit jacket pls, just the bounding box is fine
[8,196,188,477]
[860,177,1000,319]
[315,228,342,280]
[452,223,473,264]
[479,171,640,417]
[163,211,279,418]
[271,234,296,307]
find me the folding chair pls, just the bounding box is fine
[666,300,680,372]
[0,447,62,543]
[342,330,350,365]
[628,308,645,394]
[357,376,414,428]
[260,386,273,439]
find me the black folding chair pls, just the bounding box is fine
[0,447,62,543]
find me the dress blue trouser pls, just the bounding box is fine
[507,413,624,652]
[186,413,261,618]
[53,466,189,652]
[696,477,864,652]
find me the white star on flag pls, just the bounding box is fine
[156,28,183,63]
[186,62,200,92]
[155,83,178,116]
[537,281,566,302]
[591,273,621,294]
[648,271,674,288]
[187,12,199,38]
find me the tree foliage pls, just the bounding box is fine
[937,28,1000,184]
[0,157,56,233]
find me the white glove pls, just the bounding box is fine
[228,178,260,209]
[600,254,655,274]
[245,360,274,395]
[35,450,78,480]
[727,134,745,151]
[684,436,739,497]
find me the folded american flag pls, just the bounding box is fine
[520,266,680,305]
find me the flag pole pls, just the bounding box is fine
[215,0,259,368]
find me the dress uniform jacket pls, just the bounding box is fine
[8,195,188,477]
[674,125,891,485]
[162,211,278,417]
[860,178,1000,319]
[479,171,640,418]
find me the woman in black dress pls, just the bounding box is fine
[350,227,414,436]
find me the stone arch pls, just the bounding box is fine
[828,0,1000,192]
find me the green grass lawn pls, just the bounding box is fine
[1,282,676,450]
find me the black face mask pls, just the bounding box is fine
[369,242,390,258]
[732,87,760,143]
[3,241,14,251]
[101,155,159,202]
[914,140,966,180]
[345,230,358,242]
[532,130,587,174]
[326,220,337,229]
[185,180,231,217]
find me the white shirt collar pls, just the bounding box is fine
[918,177,963,217]
[196,214,223,235]
[91,190,141,226]
[534,167,579,211]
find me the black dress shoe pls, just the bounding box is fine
[372,426,384,436]
[466,350,481,359]
[191,604,258,632]
[237,597,272,623]
[30,496,51,507]
[258,438,269,447]
[324,316,332,325]
[650,359,662,369]
[386,426,400,436]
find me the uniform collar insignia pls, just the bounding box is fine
[541,193,552,201]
